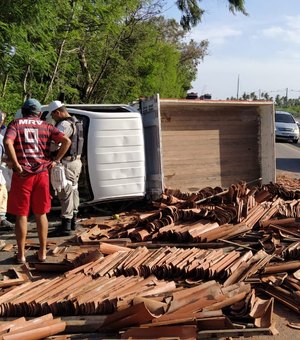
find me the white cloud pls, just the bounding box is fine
[262,26,285,37]
[184,6,300,100]
[277,48,300,60]
[262,26,300,44]
[285,15,300,30]
[262,15,300,44]
[186,25,241,44]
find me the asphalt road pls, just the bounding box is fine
[276,140,300,178]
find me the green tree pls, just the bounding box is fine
[176,0,247,30]
[241,92,249,100]
[0,0,65,114]
[0,0,247,115]
[51,2,208,103]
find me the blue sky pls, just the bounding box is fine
[163,0,300,100]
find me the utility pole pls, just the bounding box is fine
[236,74,240,99]
[285,88,288,105]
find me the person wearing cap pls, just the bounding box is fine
[47,100,83,237]
[0,111,14,230]
[4,98,71,263]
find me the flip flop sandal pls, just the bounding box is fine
[15,256,26,264]
[36,251,46,262]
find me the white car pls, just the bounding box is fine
[275,111,299,144]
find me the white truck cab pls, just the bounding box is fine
[39,99,164,207]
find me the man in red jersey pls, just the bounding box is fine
[4,98,71,263]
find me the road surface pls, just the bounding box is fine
[276,141,300,178]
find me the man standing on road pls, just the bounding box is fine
[47,100,83,237]
[4,99,71,263]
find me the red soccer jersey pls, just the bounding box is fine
[5,116,64,173]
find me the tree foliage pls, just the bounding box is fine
[228,91,300,117]
[0,0,245,117]
[176,0,247,30]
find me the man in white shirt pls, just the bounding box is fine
[47,101,83,236]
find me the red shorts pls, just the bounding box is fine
[8,171,51,216]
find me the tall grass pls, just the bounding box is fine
[276,106,300,118]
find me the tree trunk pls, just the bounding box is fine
[43,0,75,102]
[22,64,31,101]
[85,19,138,102]
[43,39,66,103]
[77,46,93,101]
[1,72,9,97]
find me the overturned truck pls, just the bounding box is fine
[41,95,275,207]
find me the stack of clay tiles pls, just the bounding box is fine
[1,179,300,338]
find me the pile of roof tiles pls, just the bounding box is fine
[78,181,300,246]
[0,313,65,339]
[1,179,300,338]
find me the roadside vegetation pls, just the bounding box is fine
[277,105,300,118]
[229,92,300,117]
[0,0,246,119]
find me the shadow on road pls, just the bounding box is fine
[276,140,300,148]
[276,158,300,173]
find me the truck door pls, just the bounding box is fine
[139,94,164,200]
